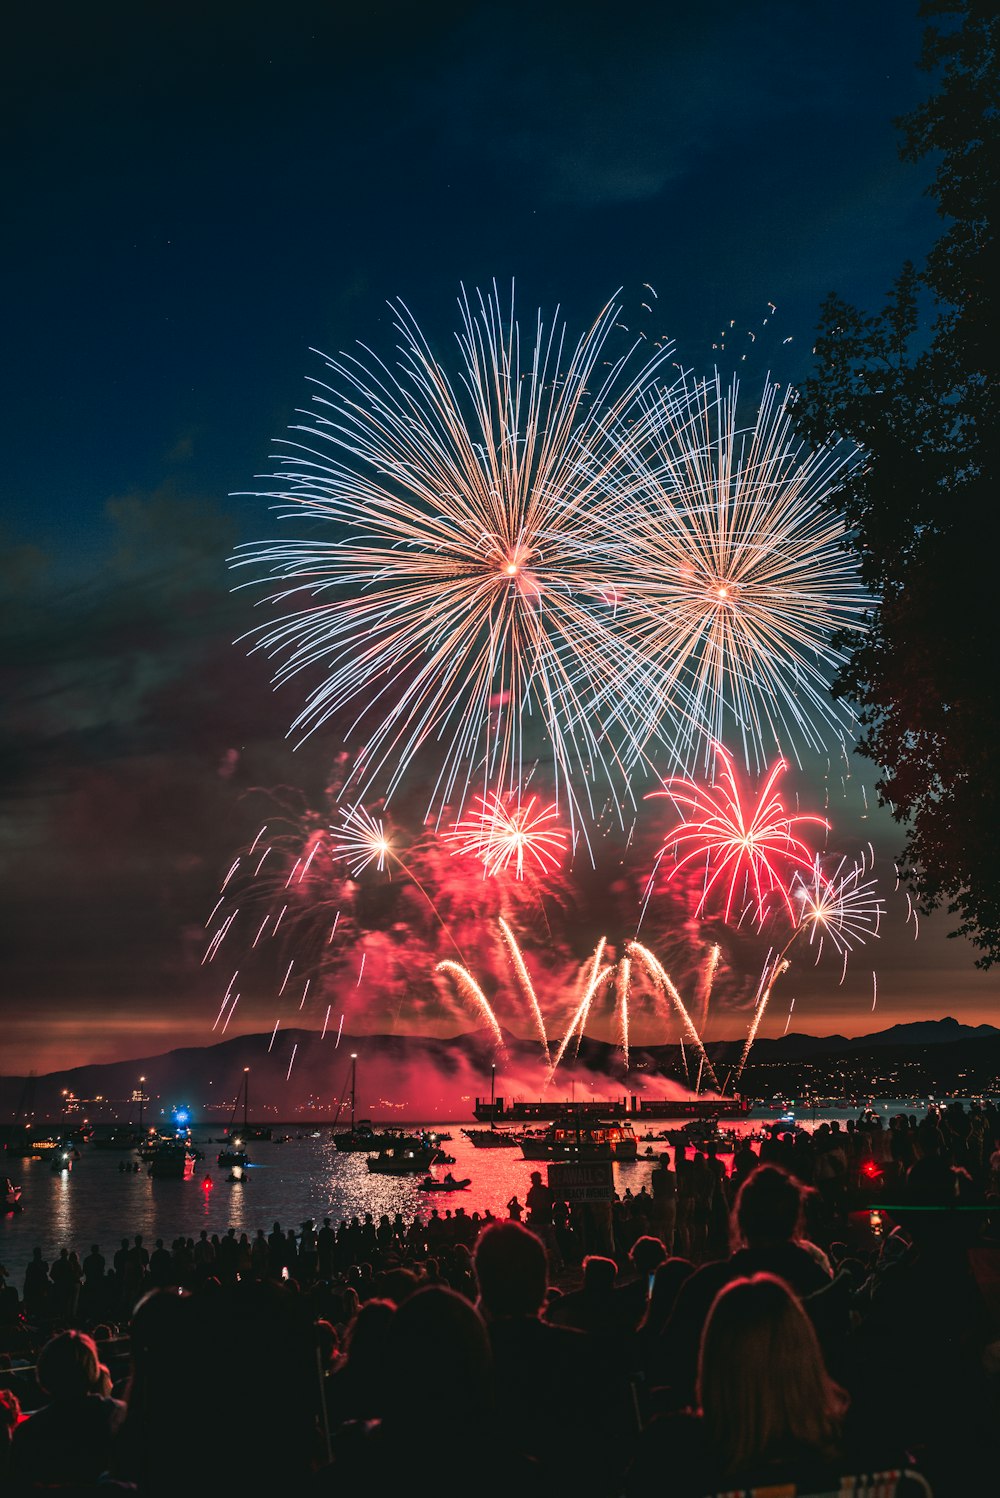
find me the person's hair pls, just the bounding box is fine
[629,1235,667,1275]
[474,1221,547,1318]
[36,1330,102,1399]
[697,1274,847,1476]
[732,1166,804,1249]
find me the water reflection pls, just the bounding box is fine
[0,1102,928,1288]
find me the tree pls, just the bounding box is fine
[791,0,1000,965]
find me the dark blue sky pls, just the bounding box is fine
[4,0,994,1073]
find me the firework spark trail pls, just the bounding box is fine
[268,1020,280,1053]
[213,971,240,1031]
[617,956,631,1073]
[286,1043,298,1081]
[783,995,796,1035]
[435,960,506,1050]
[221,993,239,1033]
[232,285,687,847]
[697,944,721,1036]
[447,792,566,879]
[602,371,865,773]
[734,957,790,1083]
[322,1005,331,1039]
[651,742,826,924]
[872,970,878,1012]
[548,952,615,1080]
[335,1013,344,1047]
[498,918,551,1065]
[626,941,719,1089]
[356,953,366,986]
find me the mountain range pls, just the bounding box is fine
[1,1016,996,1125]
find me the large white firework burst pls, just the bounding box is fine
[609,370,866,772]
[232,285,679,843]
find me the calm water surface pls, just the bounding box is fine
[0,1100,940,1290]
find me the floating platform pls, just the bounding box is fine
[473,1094,751,1123]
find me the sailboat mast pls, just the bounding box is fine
[243,1068,249,1134]
[490,1064,496,1128]
[350,1054,357,1134]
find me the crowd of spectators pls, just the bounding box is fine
[1,1101,999,1495]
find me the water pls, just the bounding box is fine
[0,1099,950,1291]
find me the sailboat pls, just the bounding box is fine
[463,1064,520,1148]
[217,1069,265,1167]
[332,1054,425,1153]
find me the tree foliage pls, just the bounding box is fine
[792,0,1000,965]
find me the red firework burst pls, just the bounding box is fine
[445,791,566,879]
[649,741,827,924]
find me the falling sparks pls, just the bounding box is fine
[268,1020,280,1053]
[286,1042,298,1081]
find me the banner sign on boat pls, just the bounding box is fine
[547,1161,615,1203]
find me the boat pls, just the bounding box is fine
[463,1128,521,1148]
[417,1174,471,1192]
[333,1120,428,1152]
[520,1115,639,1162]
[218,1070,265,1164]
[366,1144,438,1175]
[217,1146,250,1169]
[3,1177,22,1211]
[147,1139,199,1179]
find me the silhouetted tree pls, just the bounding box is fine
[792,0,999,965]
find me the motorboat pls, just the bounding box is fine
[463,1128,521,1148]
[366,1144,438,1175]
[520,1116,638,1162]
[217,1146,250,1169]
[417,1174,471,1192]
[3,1177,22,1211]
[147,1141,199,1179]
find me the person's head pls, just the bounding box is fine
[384,1287,493,1422]
[474,1220,547,1319]
[638,1256,695,1332]
[732,1166,804,1249]
[697,1273,847,1475]
[629,1235,667,1278]
[530,1171,542,1185]
[36,1329,102,1399]
[582,1255,617,1293]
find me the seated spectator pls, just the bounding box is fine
[663,1164,837,1403]
[474,1220,632,1496]
[545,1254,620,1336]
[312,1287,537,1494]
[9,1328,126,1488]
[625,1273,850,1496]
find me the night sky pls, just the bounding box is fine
[4,0,995,1077]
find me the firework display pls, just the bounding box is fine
[215,286,897,1087]
[608,371,865,773]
